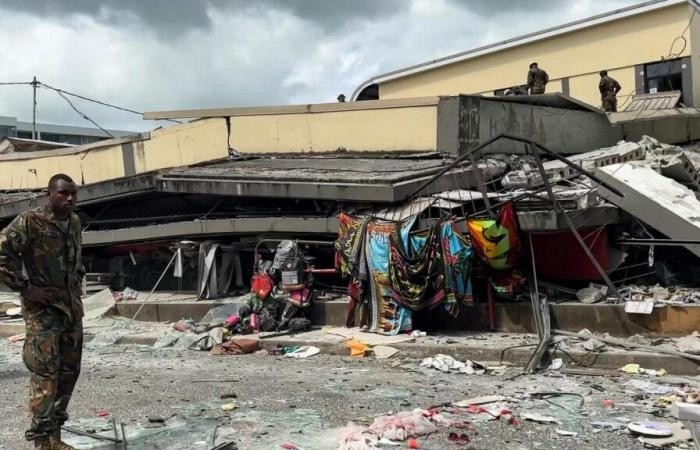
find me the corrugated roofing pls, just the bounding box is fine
[624,91,682,111]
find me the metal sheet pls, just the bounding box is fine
[624,91,682,112]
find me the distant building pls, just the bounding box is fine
[353,0,700,109]
[0,116,134,145]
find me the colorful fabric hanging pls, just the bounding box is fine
[388,224,445,311]
[365,219,413,335]
[467,202,522,271]
[335,213,369,279]
[440,221,473,314]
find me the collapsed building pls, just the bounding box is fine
[1,1,700,375]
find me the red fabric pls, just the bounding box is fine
[251,272,273,298]
[529,228,609,280]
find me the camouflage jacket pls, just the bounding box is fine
[527,68,549,94]
[599,75,622,98]
[0,205,85,321]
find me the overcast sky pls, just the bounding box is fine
[0,0,641,132]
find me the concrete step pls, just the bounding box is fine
[114,300,700,338]
[107,329,700,376]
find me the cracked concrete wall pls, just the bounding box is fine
[466,97,623,155]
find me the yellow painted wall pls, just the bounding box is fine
[229,106,438,153]
[0,103,440,189]
[379,3,692,100]
[569,66,637,108]
[0,144,126,190]
[136,118,230,172]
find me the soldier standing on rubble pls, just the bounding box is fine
[0,174,84,450]
[599,70,622,112]
[527,61,549,95]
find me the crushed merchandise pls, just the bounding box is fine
[419,355,486,375]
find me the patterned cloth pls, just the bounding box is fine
[440,221,473,314]
[365,220,412,335]
[467,202,522,271]
[335,213,369,279]
[388,224,445,311]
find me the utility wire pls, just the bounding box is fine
[0,81,33,86]
[53,89,114,139]
[38,81,181,124]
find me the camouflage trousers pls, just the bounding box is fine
[602,94,618,112]
[23,307,83,441]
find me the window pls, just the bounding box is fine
[645,59,683,94]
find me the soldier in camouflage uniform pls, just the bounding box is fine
[599,70,622,112]
[527,61,549,95]
[0,174,84,450]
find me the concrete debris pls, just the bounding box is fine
[419,355,486,375]
[522,413,561,425]
[597,162,700,258]
[576,284,608,304]
[373,345,399,359]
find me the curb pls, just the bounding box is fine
[114,333,700,376]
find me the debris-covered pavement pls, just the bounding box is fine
[1,337,699,449]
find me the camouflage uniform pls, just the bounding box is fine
[527,67,549,94]
[0,205,85,442]
[599,75,622,112]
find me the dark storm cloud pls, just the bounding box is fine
[450,0,554,14]
[1,0,403,34]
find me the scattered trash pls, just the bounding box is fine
[576,284,607,304]
[373,345,399,359]
[625,379,673,395]
[419,355,485,374]
[280,443,299,449]
[603,399,615,408]
[555,429,578,437]
[619,363,640,374]
[284,346,320,358]
[453,395,509,407]
[627,422,674,437]
[409,330,427,338]
[448,432,470,445]
[113,287,139,302]
[221,402,238,412]
[210,339,261,355]
[582,338,607,352]
[407,438,419,449]
[548,358,563,370]
[346,339,370,357]
[591,421,624,431]
[522,413,561,425]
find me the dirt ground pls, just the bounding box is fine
[0,338,694,449]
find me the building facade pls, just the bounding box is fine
[353,0,700,109]
[0,116,133,145]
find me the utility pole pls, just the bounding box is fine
[31,76,37,140]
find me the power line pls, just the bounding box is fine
[0,81,32,86]
[53,89,114,139]
[38,81,181,123]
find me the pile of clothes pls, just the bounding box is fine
[335,202,524,335]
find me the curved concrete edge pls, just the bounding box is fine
[109,332,700,376]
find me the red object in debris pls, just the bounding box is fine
[97,411,110,417]
[251,272,273,298]
[603,399,615,408]
[280,444,299,450]
[449,432,470,445]
[529,227,609,280]
[407,438,419,449]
